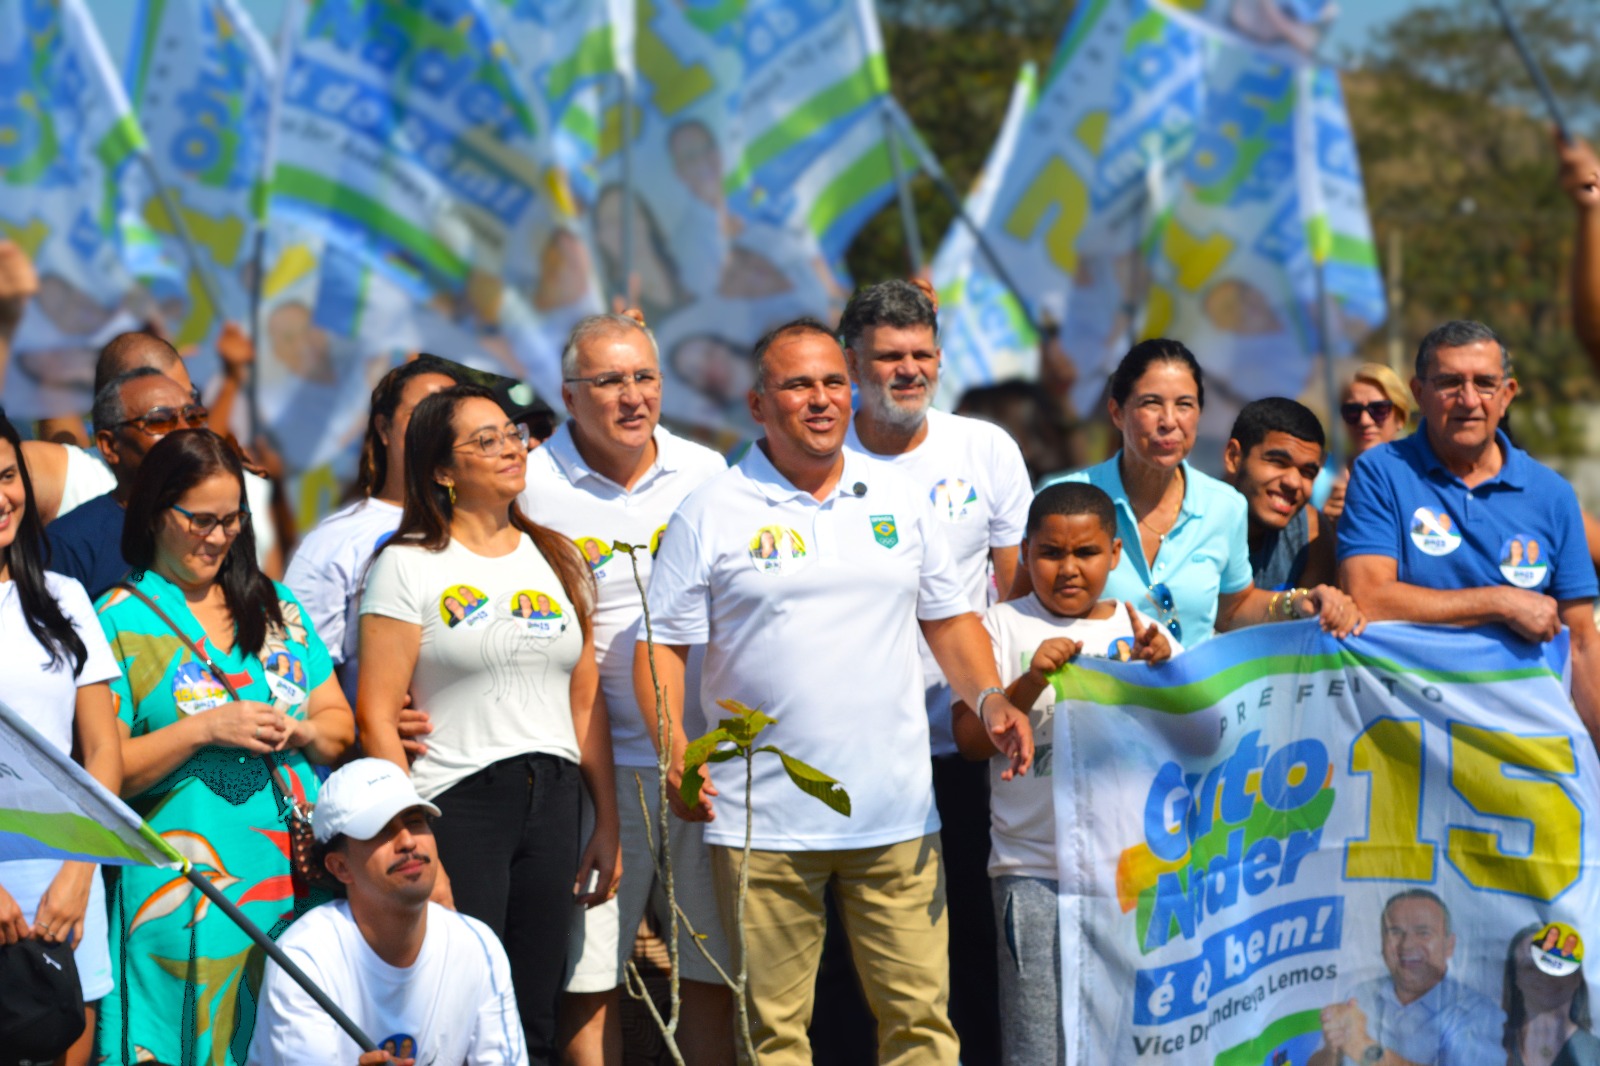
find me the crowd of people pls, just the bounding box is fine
[0,140,1597,1066]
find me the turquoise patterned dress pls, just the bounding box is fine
[95,572,333,1066]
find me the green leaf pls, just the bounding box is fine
[756,746,852,817]
[715,698,777,746]
[681,728,738,809]
[612,541,637,554]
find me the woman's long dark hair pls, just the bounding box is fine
[376,385,595,634]
[1503,921,1592,1060]
[0,411,87,675]
[355,355,461,499]
[121,429,283,655]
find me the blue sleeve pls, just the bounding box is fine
[1218,490,1253,595]
[1437,996,1506,1066]
[1335,453,1398,562]
[1548,485,1600,601]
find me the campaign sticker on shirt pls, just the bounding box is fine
[1499,535,1549,588]
[1531,921,1584,977]
[263,650,308,705]
[507,590,568,637]
[930,478,979,522]
[171,662,229,715]
[748,526,809,575]
[379,1034,418,1061]
[575,536,614,581]
[1409,507,1462,556]
[440,585,490,628]
[650,523,667,557]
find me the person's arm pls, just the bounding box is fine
[1340,554,1559,641]
[353,614,421,770]
[283,676,355,766]
[571,629,620,906]
[119,697,293,796]
[207,322,252,438]
[1215,582,1365,638]
[19,441,69,525]
[1562,599,1600,753]
[0,240,38,399]
[921,612,1034,779]
[952,634,1081,762]
[634,640,709,820]
[989,545,1019,604]
[31,680,121,948]
[1559,135,1600,367]
[1300,508,1337,589]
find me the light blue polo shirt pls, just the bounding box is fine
[1042,455,1252,643]
[1337,425,1597,602]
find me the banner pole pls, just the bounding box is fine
[1315,259,1344,469]
[1486,0,1571,142]
[618,70,636,306]
[183,867,377,1052]
[885,101,1041,335]
[883,109,924,275]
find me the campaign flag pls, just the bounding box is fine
[0,700,181,868]
[981,0,1383,419]
[0,0,164,418]
[125,0,277,351]
[1052,621,1598,1062]
[930,62,1040,408]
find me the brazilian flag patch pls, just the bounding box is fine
[871,515,898,548]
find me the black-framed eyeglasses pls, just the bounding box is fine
[563,369,662,393]
[171,503,249,537]
[1340,400,1395,426]
[1146,582,1182,642]
[115,404,209,436]
[453,424,530,457]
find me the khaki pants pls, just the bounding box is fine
[711,834,958,1066]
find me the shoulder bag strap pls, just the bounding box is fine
[112,581,302,817]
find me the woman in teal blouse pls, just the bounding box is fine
[95,430,354,1066]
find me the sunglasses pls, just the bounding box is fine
[1146,583,1182,642]
[115,404,210,436]
[1339,400,1395,427]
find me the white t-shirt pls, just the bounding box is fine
[845,408,1032,756]
[982,595,1181,880]
[361,536,585,800]
[248,900,527,1066]
[0,572,120,998]
[519,423,727,768]
[647,444,969,851]
[283,497,402,704]
[55,445,279,566]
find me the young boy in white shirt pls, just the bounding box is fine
[952,481,1178,1066]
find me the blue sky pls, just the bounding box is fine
[86,0,1422,67]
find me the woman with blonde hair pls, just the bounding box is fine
[1320,362,1414,521]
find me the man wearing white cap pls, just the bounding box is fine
[248,758,529,1066]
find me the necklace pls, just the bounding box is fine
[1138,473,1185,540]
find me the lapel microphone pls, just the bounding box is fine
[852,482,868,497]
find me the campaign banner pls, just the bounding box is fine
[0,700,181,868]
[1054,621,1599,1064]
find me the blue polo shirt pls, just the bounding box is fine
[1337,425,1597,601]
[45,491,131,601]
[1043,455,1252,643]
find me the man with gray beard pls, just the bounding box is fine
[835,279,1032,1061]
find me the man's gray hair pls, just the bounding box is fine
[560,313,659,380]
[837,279,938,353]
[91,366,167,434]
[1414,320,1511,380]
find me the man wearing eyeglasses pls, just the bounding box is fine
[44,367,209,599]
[1338,320,1600,750]
[517,312,734,1066]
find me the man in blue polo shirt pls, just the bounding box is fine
[1339,320,1600,748]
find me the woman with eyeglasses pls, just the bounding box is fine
[94,429,354,1066]
[1318,363,1414,522]
[0,411,123,1066]
[1030,339,1364,644]
[356,385,618,1063]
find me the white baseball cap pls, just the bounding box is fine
[313,758,441,844]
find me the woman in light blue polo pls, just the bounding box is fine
[1031,339,1362,643]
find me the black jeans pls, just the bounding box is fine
[432,752,581,1065]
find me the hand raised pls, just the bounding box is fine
[1126,602,1173,664]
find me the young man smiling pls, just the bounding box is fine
[1221,397,1336,591]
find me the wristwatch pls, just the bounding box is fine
[1361,1043,1383,1064]
[975,686,1007,717]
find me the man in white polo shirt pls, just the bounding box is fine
[637,318,1034,1066]
[839,279,1031,1060]
[519,312,732,1066]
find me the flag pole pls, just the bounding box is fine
[1486,0,1571,142]
[1314,259,1344,469]
[184,867,378,1052]
[883,109,924,275]
[885,101,1041,335]
[618,70,636,306]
